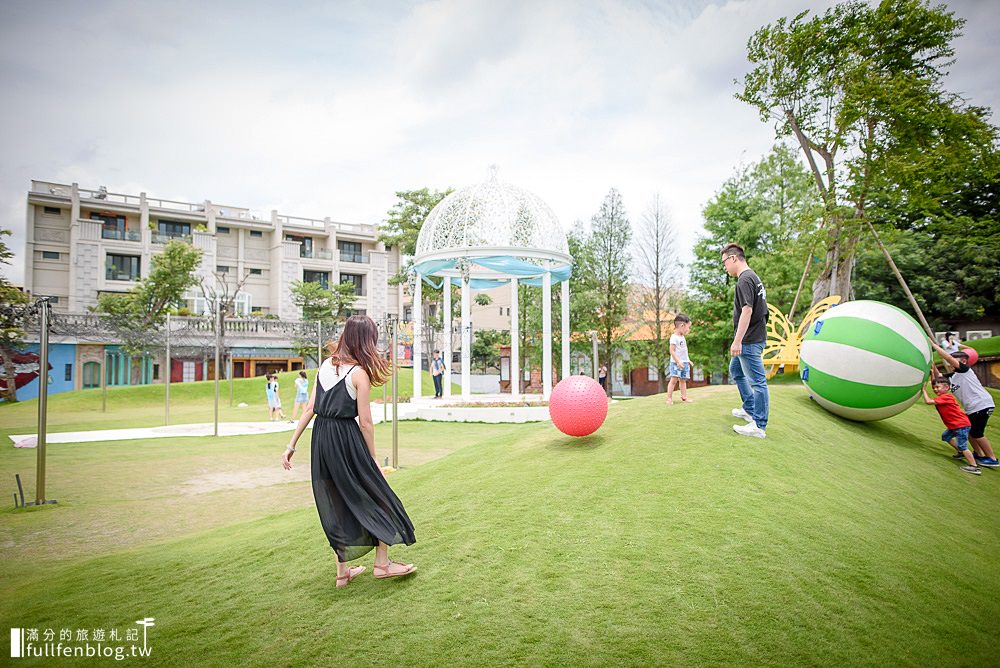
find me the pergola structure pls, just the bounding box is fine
[410,168,572,400]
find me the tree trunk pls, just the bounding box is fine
[811,226,859,305]
[0,346,19,402]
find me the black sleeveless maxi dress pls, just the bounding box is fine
[310,364,416,562]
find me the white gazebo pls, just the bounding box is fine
[410,168,572,401]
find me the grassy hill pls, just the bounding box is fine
[2,383,999,666]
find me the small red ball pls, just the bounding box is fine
[548,375,609,437]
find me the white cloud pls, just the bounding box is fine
[0,0,996,288]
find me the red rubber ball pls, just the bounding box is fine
[548,375,609,437]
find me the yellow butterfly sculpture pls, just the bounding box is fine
[762,296,842,379]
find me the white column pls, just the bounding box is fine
[510,277,520,398]
[542,271,552,398]
[461,276,471,399]
[413,276,422,400]
[561,279,570,382]
[443,278,452,398]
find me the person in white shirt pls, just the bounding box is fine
[930,340,997,468]
[666,314,693,405]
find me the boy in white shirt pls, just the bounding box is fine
[666,314,692,405]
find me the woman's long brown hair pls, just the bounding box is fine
[325,315,391,386]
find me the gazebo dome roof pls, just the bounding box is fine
[414,168,569,259]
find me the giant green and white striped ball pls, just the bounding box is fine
[799,300,930,421]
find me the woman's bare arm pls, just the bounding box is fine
[353,368,378,463]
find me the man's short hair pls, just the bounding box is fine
[721,243,745,260]
[674,313,691,324]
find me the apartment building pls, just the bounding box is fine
[24,180,403,320]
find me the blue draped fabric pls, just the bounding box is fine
[412,255,572,290]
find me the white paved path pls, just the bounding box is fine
[9,400,551,447]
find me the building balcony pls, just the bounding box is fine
[101,228,141,242]
[340,252,369,264]
[152,233,192,244]
[315,249,333,260]
[106,271,139,282]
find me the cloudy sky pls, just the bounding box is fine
[1,0,997,285]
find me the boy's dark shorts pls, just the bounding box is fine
[968,407,993,439]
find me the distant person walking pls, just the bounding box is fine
[598,365,608,392]
[282,315,416,588]
[291,371,309,420]
[431,350,446,399]
[722,243,770,439]
[943,333,961,355]
[266,374,285,421]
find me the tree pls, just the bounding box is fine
[378,187,453,283]
[853,228,1000,328]
[95,239,202,356]
[471,329,510,373]
[632,194,681,391]
[589,189,632,396]
[738,0,989,315]
[684,145,821,376]
[290,279,357,365]
[0,229,31,402]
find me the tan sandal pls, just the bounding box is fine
[373,560,417,579]
[336,565,366,588]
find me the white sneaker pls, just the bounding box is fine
[733,422,766,439]
[731,408,754,422]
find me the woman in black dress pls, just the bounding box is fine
[282,315,416,588]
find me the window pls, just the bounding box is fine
[647,365,659,382]
[82,361,101,389]
[338,240,363,263]
[234,292,252,316]
[43,206,61,215]
[304,270,330,289]
[157,220,191,238]
[91,212,127,240]
[106,254,140,281]
[250,230,263,238]
[153,364,160,380]
[217,226,230,234]
[249,268,262,276]
[42,251,60,260]
[44,296,60,304]
[340,273,363,296]
[64,364,72,381]
[216,265,230,274]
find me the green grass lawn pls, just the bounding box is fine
[0,368,457,434]
[2,382,999,666]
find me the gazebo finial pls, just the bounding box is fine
[487,164,499,181]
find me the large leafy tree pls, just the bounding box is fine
[853,228,1000,328]
[378,187,453,284]
[95,239,202,356]
[589,188,632,396]
[0,229,31,401]
[738,0,995,319]
[684,145,821,376]
[290,279,358,364]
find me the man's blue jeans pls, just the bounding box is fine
[729,340,769,431]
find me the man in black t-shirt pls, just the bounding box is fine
[722,243,770,439]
